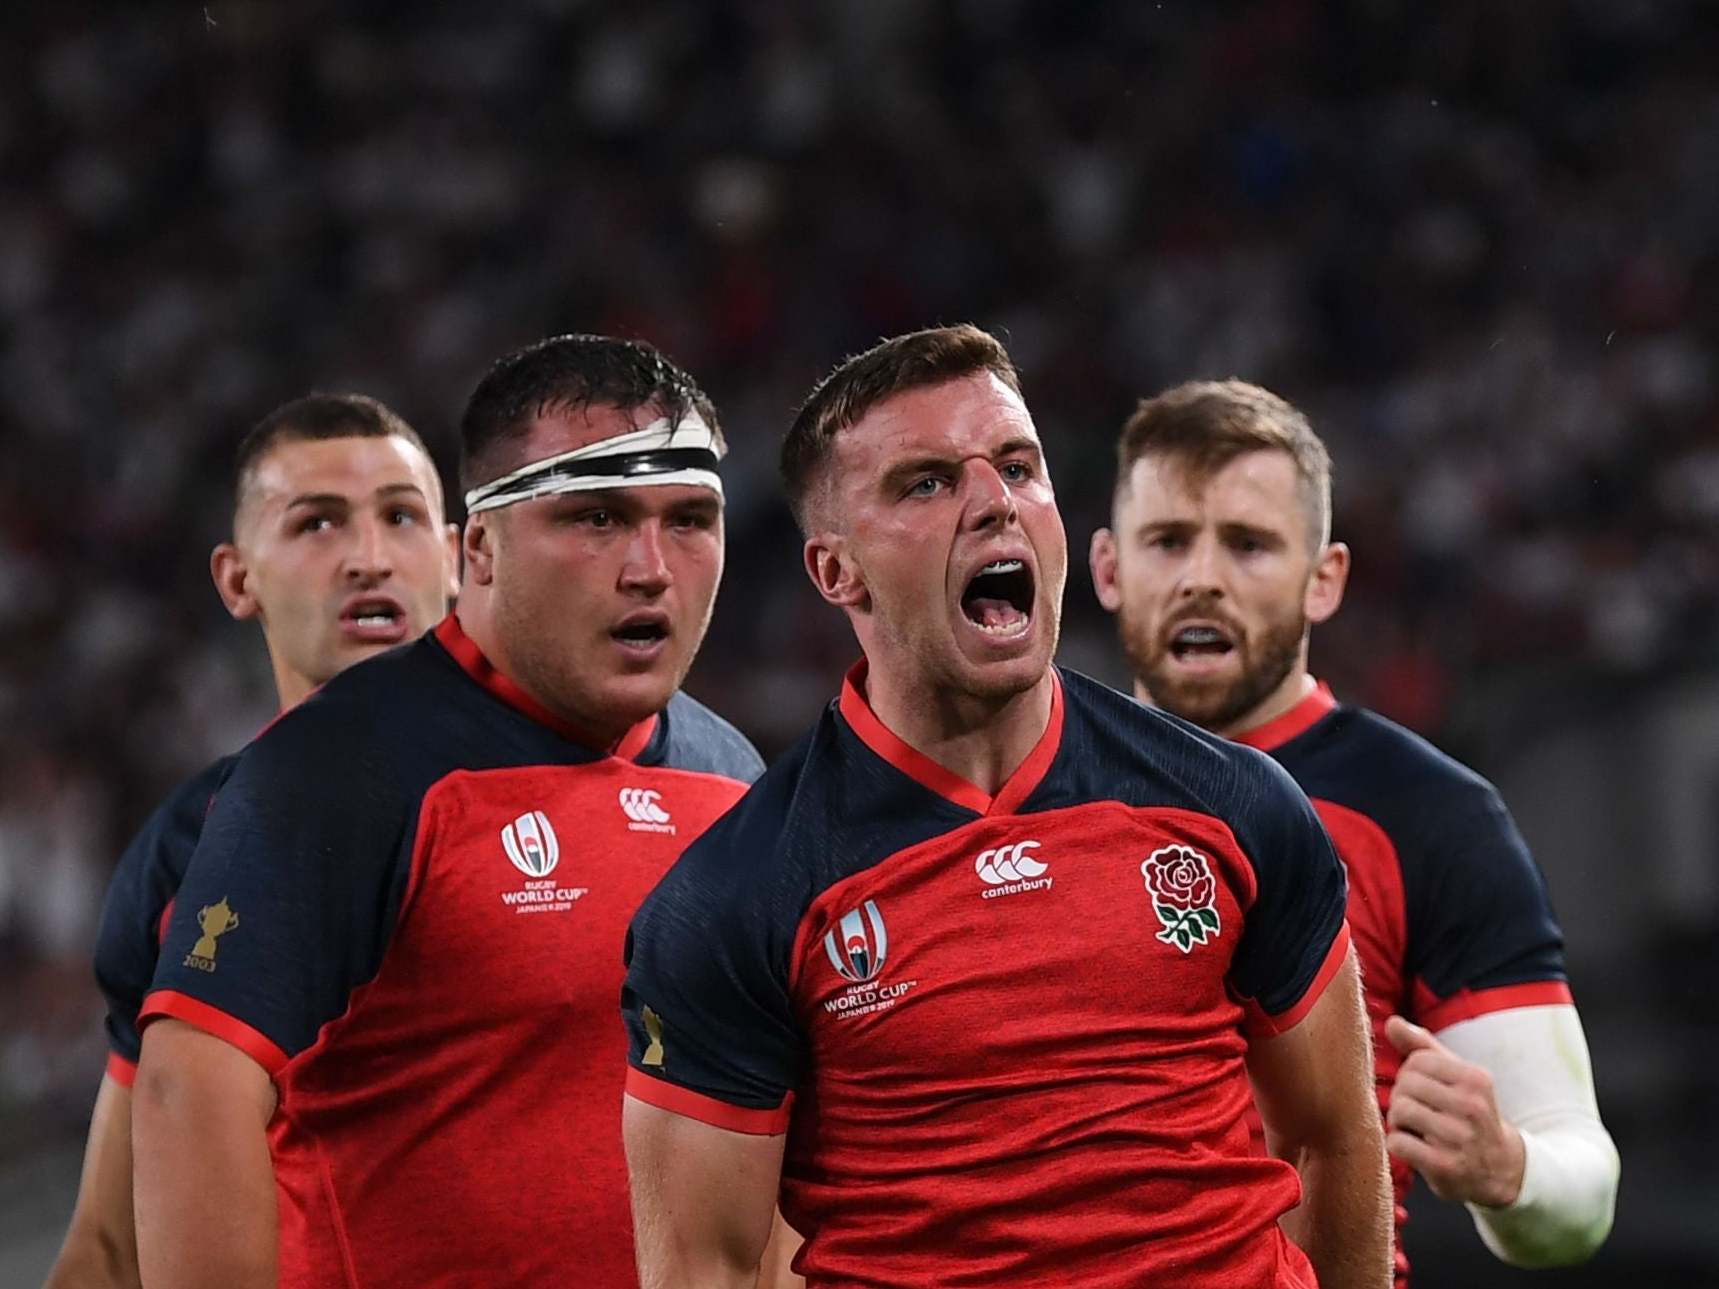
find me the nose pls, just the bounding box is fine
[1177,533,1224,600]
[619,520,672,596]
[343,516,394,584]
[961,460,1019,534]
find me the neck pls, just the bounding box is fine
[864,662,1055,797]
[272,664,315,714]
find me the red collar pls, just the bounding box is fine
[434,614,657,760]
[838,659,1064,816]
[1229,680,1337,752]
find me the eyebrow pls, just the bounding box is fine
[1133,518,1287,543]
[283,483,429,509]
[879,437,1044,491]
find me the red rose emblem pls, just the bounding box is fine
[1142,846,1213,910]
[1141,845,1222,954]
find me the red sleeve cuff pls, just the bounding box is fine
[106,1051,137,1088]
[139,990,290,1076]
[1244,920,1352,1038]
[1414,979,1573,1034]
[624,1067,791,1136]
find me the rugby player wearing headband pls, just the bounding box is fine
[133,336,763,1288]
[1089,381,1617,1283]
[47,393,458,1289]
[620,325,1391,1288]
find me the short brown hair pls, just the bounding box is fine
[1114,380,1332,547]
[235,393,440,523]
[781,323,1022,531]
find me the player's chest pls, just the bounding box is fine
[793,804,1251,1063]
[386,763,741,1007]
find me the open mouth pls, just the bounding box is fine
[960,558,1035,635]
[340,597,408,640]
[1168,623,1236,661]
[611,614,670,650]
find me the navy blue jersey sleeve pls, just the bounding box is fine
[660,691,766,784]
[622,772,806,1134]
[1224,748,1350,1035]
[93,756,235,1078]
[142,709,410,1074]
[1403,774,1567,1027]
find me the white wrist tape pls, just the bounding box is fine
[1436,1004,1619,1267]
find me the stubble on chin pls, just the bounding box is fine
[1119,607,1305,732]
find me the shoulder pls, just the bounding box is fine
[233,637,465,786]
[669,715,828,875]
[659,690,766,784]
[1288,704,1514,835]
[99,751,240,942]
[153,752,242,833]
[1055,668,1309,821]
[110,752,241,884]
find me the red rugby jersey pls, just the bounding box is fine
[624,664,1353,1288]
[1235,682,1571,1288]
[142,615,761,1288]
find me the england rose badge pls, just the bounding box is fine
[1141,844,1221,953]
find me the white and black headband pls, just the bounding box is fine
[462,414,724,515]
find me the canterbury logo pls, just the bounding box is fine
[975,840,1047,885]
[501,810,560,878]
[618,788,671,825]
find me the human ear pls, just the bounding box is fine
[1305,541,1350,625]
[803,533,867,610]
[210,543,258,621]
[1089,527,1122,614]
[464,515,497,587]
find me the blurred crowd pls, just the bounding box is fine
[1,0,1716,1140]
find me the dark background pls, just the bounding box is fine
[0,2,1714,1282]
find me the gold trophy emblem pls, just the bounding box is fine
[642,1006,665,1067]
[185,897,239,971]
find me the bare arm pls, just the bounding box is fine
[1247,947,1392,1289]
[132,1020,277,1289]
[43,1075,140,1289]
[623,1094,786,1289]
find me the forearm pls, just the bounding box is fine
[47,1074,141,1289]
[1283,1126,1393,1289]
[1436,1004,1619,1266]
[754,1210,806,1289]
[133,1046,276,1288]
[44,1228,141,1289]
[1469,1113,1619,1266]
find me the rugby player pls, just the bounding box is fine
[131,336,763,1287]
[1089,379,1619,1283]
[46,393,459,1289]
[621,326,1392,1288]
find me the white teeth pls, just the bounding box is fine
[981,559,1024,575]
[356,614,394,627]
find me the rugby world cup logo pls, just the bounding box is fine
[823,899,888,984]
[501,810,560,878]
